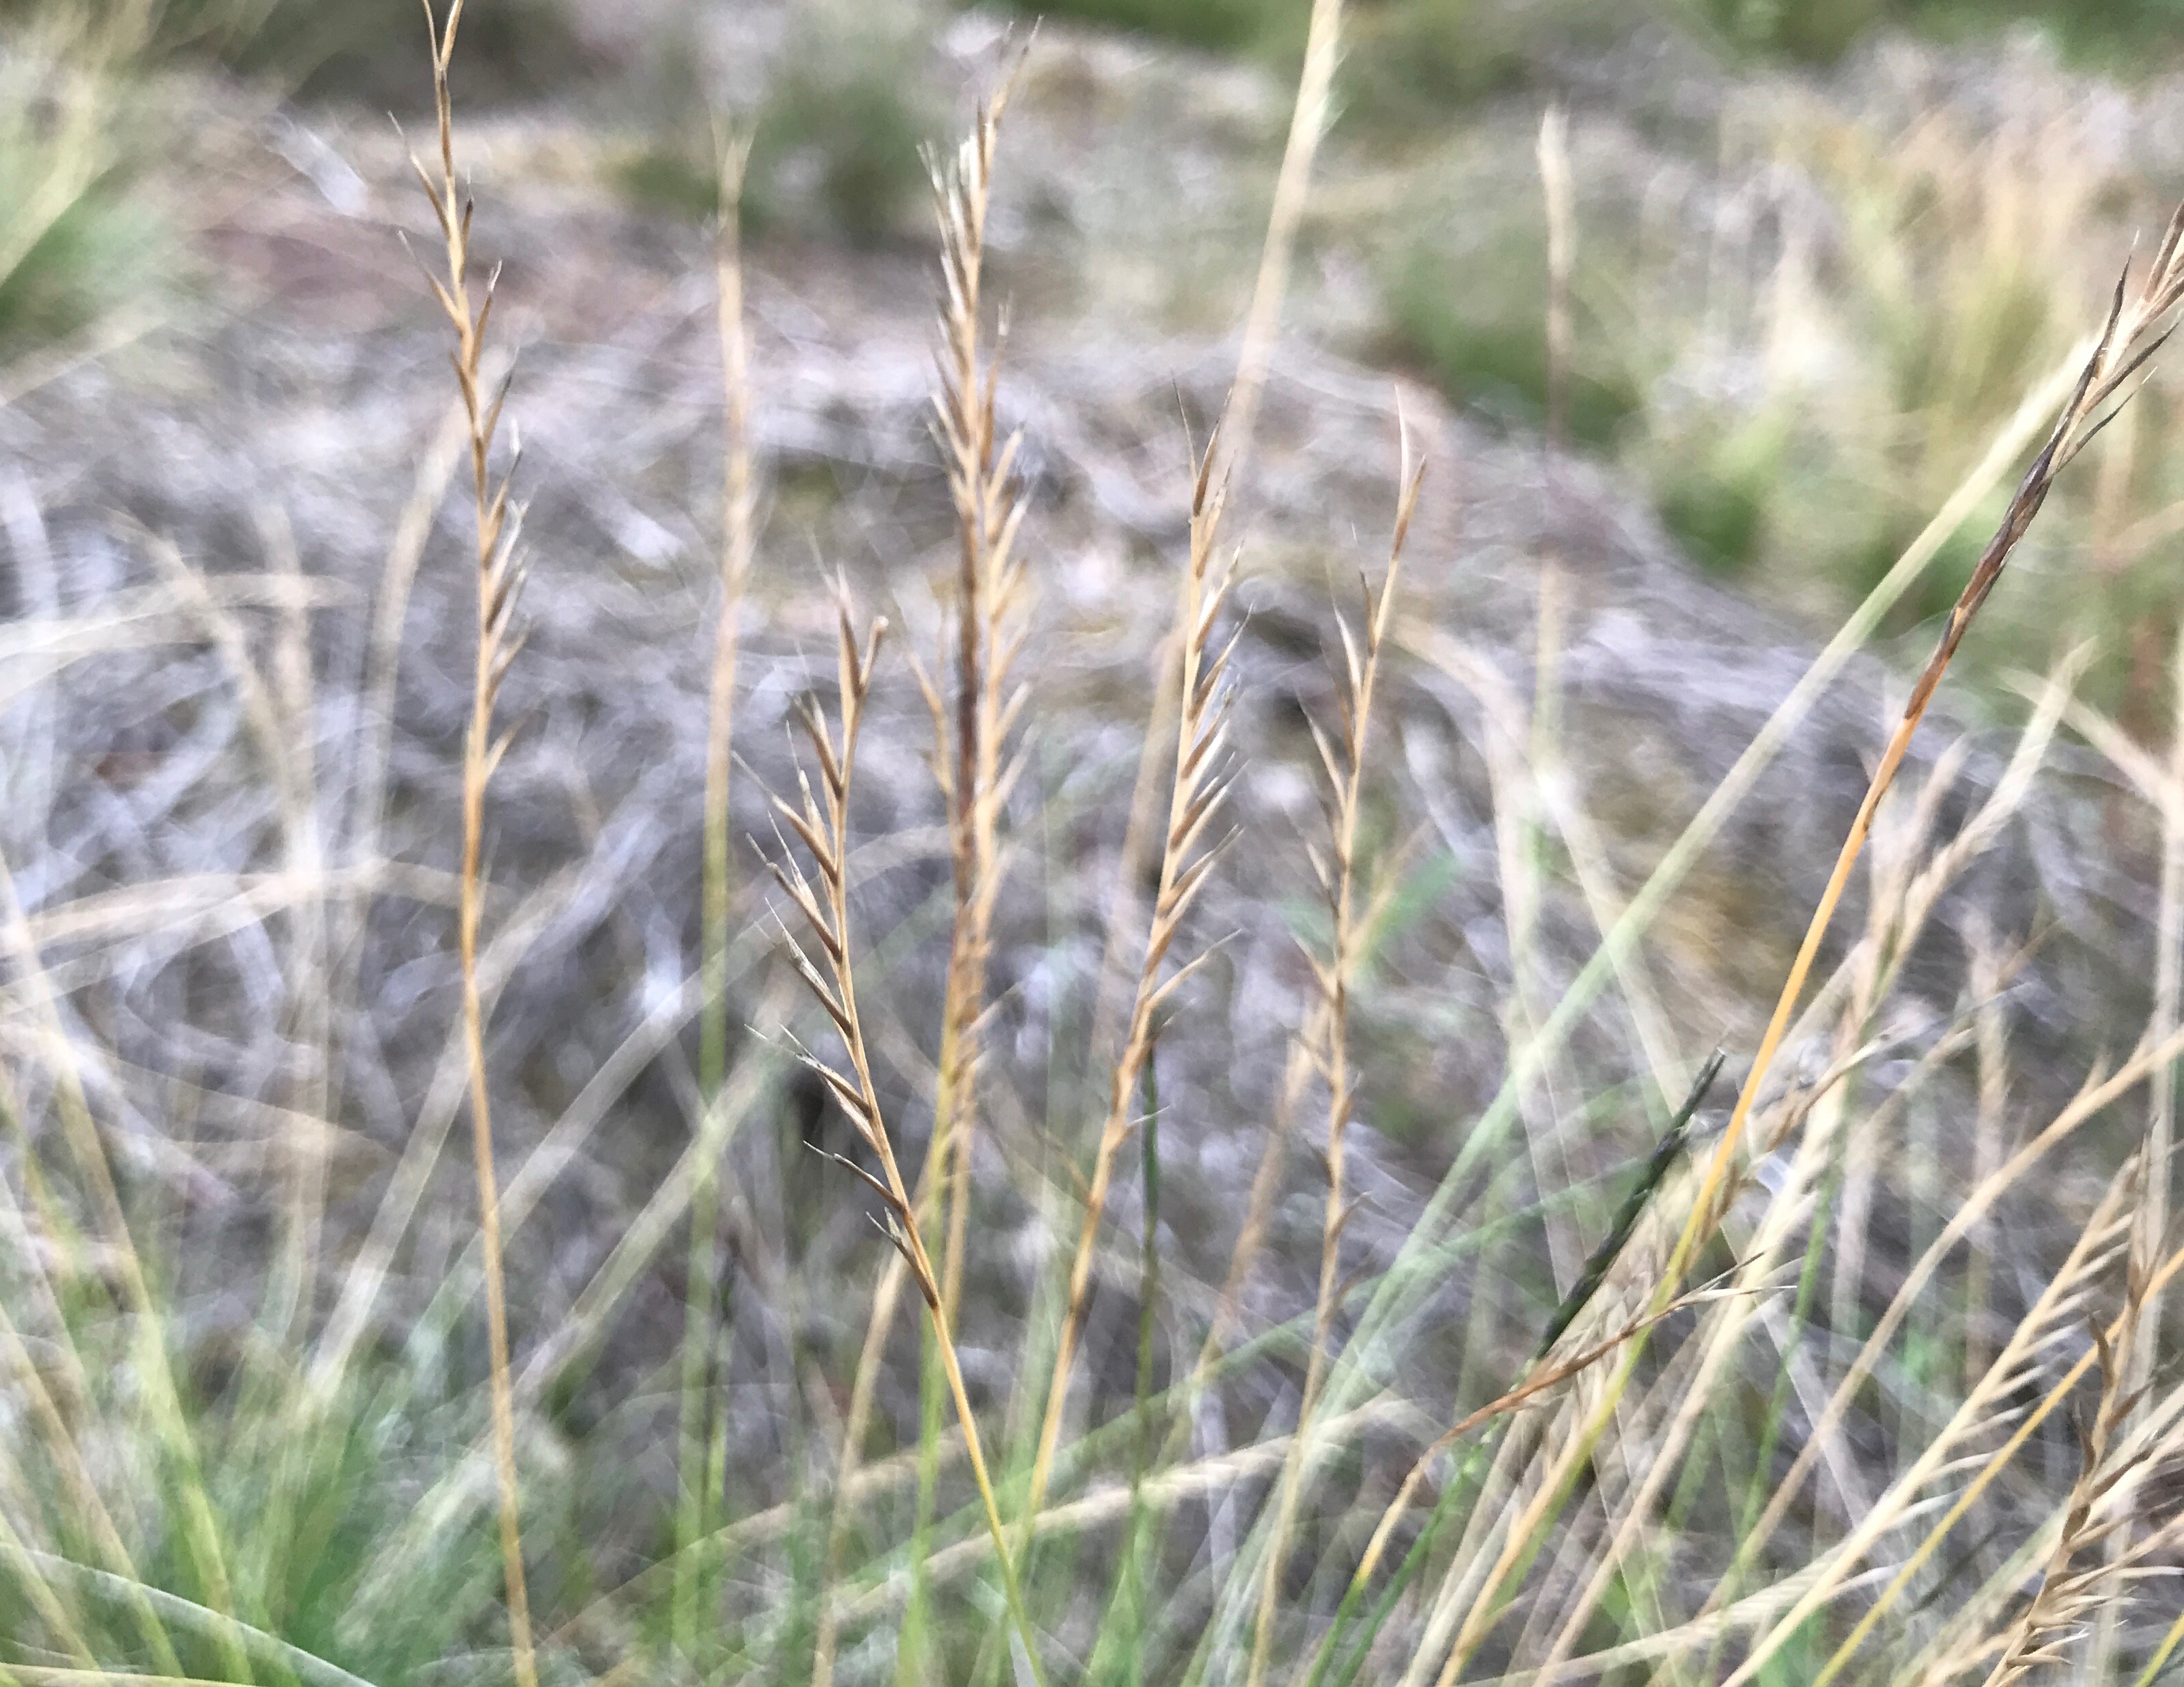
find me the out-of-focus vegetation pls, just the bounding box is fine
[615,5,941,246]
[1002,0,2184,71]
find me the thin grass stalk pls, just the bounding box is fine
[1976,1268,2174,1687]
[1246,435,1425,1687]
[1130,1038,1163,1683]
[807,73,1025,1687]
[1427,1007,1970,1682]
[881,69,1033,1686]
[594,1144,1643,1650]
[1408,211,2184,1687]
[927,78,1021,1679]
[1527,714,2026,1680]
[2089,639,2184,1679]
[411,5,536,1680]
[1663,208,2184,1301]
[673,131,754,1673]
[1086,1033,1167,1687]
[1220,0,1343,478]
[1723,1184,2184,1686]
[918,56,1027,1320]
[1296,1057,1723,1687]
[2130,1606,2184,1687]
[778,1127,1656,1657]
[1305,355,2076,1469]
[1015,433,1239,1559]
[1806,1160,2147,1685]
[765,595,1047,1687]
[1087,0,1340,1059]
[2129,624,2184,1364]
[1961,918,2013,1391]
[1538,104,1573,459]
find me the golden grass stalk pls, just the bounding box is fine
[1370,258,2184,1682]
[1015,430,1241,1550]
[1088,0,1339,1056]
[917,56,1030,1323]
[1664,201,2184,1296]
[763,592,1047,1687]
[1516,662,2082,1682]
[1245,428,1425,1687]
[1713,1052,2184,1687]
[410,5,535,1682]
[808,67,1026,1685]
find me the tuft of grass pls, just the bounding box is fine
[991,0,1293,52]
[0,12,172,355]
[619,6,938,248]
[1383,215,1643,450]
[165,0,587,105]
[20,10,2184,1687]
[1700,0,1885,60]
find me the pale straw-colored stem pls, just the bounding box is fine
[1247,435,1423,1687]
[416,4,535,1680]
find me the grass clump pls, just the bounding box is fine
[0,12,174,352]
[616,5,937,248]
[992,0,1292,51]
[1383,213,1642,450]
[1700,0,1886,60]
[164,0,587,104]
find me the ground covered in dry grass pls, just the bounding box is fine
[2,3,2183,1684]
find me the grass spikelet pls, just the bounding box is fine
[762,587,1049,1687]
[1246,420,1424,1687]
[809,62,1029,1684]
[921,43,1030,1330]
[1014,422,1242,1555]
[410,3,535,1681]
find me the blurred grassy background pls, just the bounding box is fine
[12,0,2172,706]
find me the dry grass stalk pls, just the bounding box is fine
[410,5,536,1681]
[1222,0,1343,477]
[807,71,1027,1686]
[763,592,1047,1686]
[1017,431,1241,1548]
[1800,1155,2146,1685]
[1347,1277,1739,1626]
[1246,427,1425,1687]
[1737,1180,2184,1687]
[1088,0,1341,1055]
[1665,1008,2184,1684]
[915,58,1030,1320]
[1665,194,2184,1294]
[1538,104,1573,456]
[1434,659,2081,1683]
[1977,1313,2183,1682]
